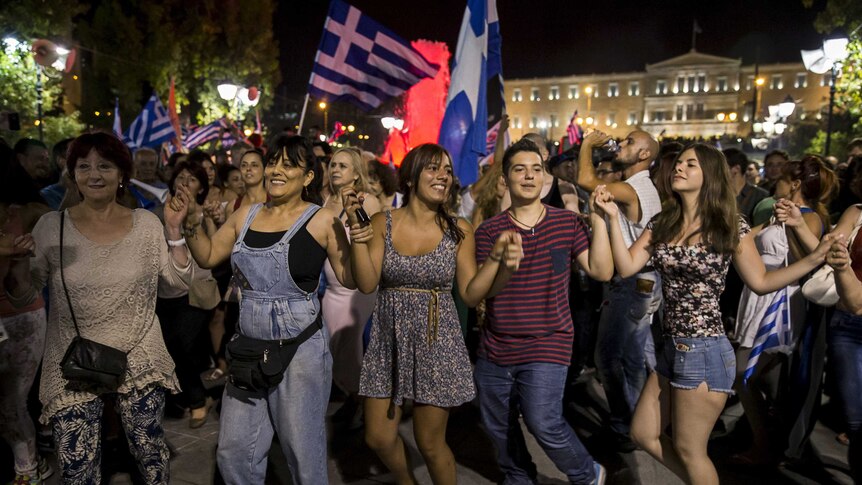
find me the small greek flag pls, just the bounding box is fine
[123,92,177,150]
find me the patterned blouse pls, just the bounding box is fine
[648,219,751,337]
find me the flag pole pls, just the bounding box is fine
[297,93,310,135]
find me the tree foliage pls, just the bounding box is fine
[802,0,862,155]
[75,0,280,128]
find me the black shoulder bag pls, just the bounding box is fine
[58,211,128,392]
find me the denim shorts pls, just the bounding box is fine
[654,335,736,394]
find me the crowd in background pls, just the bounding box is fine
[1,125,862,485]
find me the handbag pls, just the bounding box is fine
[58,211,129,392]
[801,205,862,306]
[188,266,221,310]
[225,315,322,392]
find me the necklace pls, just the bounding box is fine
[507,205,546,235]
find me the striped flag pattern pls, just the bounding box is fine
[743,287,792,384]
[567,109,583,146]
[123,92,177,150]
[113,97,122,138]
[184,118,226,149]
[308,0,440,111]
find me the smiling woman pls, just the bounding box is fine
[4,132,192,483]
[171,135,354,483]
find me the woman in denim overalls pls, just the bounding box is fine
[168,136,358,484]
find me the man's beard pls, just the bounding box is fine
[610,156,637,172]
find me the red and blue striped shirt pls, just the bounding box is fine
[475,205,590,366]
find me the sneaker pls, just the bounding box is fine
[592,462,606,485]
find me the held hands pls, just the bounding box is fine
[490,230,524,272]
[825,234,850,270]
[813,232,842,263]
[590,185,619,219]
[773,198,803,227]
[165,184,200,228]
[0,233,36,259]
[203,199,226,225]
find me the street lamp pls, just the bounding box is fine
[217,83,239,101]
[318,101,329,134]
[801,33,850,155]
[381,117,404,131]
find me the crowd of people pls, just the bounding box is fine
[1,126,862,485]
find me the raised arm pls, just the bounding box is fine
[575,212,614,281]
[457,220,522,306]
[734,228,835,295]
[773,198,822,256]
[168,184,239,269]
[825,235,862,314]
[311,206,357,290]
[592,185,652,277]
[343,185,384,294]
[577,131,640,220]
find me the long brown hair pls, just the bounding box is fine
[399,143,465,244]
[780,154,836,226]
[651,143,739,254]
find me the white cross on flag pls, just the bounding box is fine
[308,0,440,111]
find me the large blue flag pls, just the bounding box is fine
[438,0,502,186]
[123,92,177,150]
[308,0,440,111]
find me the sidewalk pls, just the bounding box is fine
[40,372,852,484]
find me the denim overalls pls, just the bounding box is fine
[217,203,332,485]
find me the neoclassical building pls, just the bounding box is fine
[505,49,830,142]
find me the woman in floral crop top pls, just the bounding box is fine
[592,143,835,485]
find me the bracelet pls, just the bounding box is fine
[488,253,502,262]
[167,238,187,247]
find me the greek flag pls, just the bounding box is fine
[184,118,226,149]
[113,97,122,138]
[308,0,440,111]
[438,0,502,187]
[123,93,177,150]
[743,287,793,384]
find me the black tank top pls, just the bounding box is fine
[541,177,564,209]
[242,220,327,293]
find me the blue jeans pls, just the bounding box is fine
[475,359,596,485]
[828,310,862,483]
[217,328,332,484]
[595,272,661,435]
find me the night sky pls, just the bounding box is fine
[275,0,828,100]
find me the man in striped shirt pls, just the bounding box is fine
[474,138,613,485]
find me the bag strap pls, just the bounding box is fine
[59,211,82,338]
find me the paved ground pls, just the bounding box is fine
[36,370,852,484]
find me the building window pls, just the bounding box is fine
[676,75,685,93]
[716,76,728,92]
[656,80,667,95]
[550,114,559,128]
[770,74,783,90]
[696,103,704,118]
[627,111,638,126]
[652,111,667,122]
[590,85,599,97]
[676,105,683,120]
[687,104,695,120]
[568,85,579,99]
[687,75,696,93]
[607,83,619,97]
[606,112,616,126]
[529,116,538,128]
[795,73,808,88]
[512,88,522,102]
[628,82,640,96]
[821,74,830,87]
[512,116,521,129]
[549,86,559,100]
[697,73,706,92]
[745,75,754,90]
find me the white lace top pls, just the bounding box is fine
[12,210,190,422]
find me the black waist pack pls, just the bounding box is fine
[226,316,322,392]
